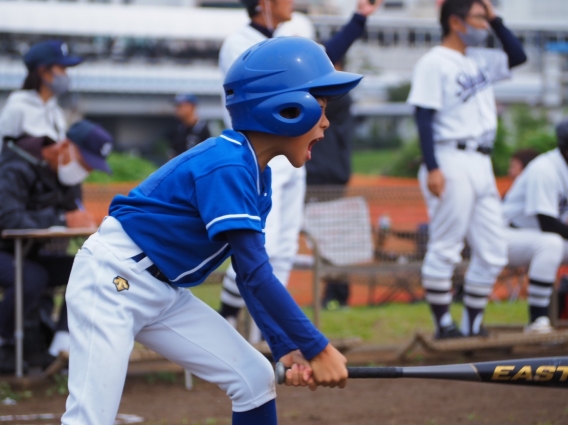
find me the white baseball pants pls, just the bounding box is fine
[62,217,275,425]
[419,147,508,306]
[506,228,564,307]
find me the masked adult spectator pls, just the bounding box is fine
[0,120,113,373]
[0,40,83,153]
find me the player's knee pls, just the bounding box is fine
[538,233,563,259]
[226,353,276,411]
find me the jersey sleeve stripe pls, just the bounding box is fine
[170,243,229,283]
[205,214,261,230]
[220,134,242,145]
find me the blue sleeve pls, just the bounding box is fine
[490,17,527,69]
[415,107,438,171]
[195,165,264,242]
[226,229,329,361]
[323,13,367,65]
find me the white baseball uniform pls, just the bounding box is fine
[62,217,275,424]
[218,14,313,341]
[503,148,568,310]
[408,46,510,334]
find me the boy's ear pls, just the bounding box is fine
[448,14,466,34]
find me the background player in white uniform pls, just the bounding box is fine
[407,0,527,338]
[503,119,568,333]
[218,0,382,340]
[61,37,363,425]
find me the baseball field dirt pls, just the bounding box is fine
[3,371,567,425]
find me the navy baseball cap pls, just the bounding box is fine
[23,40,83,71]
[67,120,113,174]
[174,93,199,105]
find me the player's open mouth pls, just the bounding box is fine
[307,138,323,160]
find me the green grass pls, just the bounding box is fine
[191,284,528,346]
[351,149,399,175]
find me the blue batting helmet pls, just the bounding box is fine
[223,37,363,137]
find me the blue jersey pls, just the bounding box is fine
[109,130,272,287]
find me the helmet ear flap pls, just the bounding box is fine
[251,92,322,137]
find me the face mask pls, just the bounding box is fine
[58,146,89,186]
[45,73,71,96]
[458,22,489,47]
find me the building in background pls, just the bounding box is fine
[0,0,566,156]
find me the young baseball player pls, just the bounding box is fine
[61,37,363,425]
[407,0,527,338]
[218,0,382,341]
[503,119,568,333]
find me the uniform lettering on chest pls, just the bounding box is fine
[456,69,490,102]
[113,276,130,292]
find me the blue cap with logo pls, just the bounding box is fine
[23,40,83,71]
[174,93,199,105]
[67,120,113,174]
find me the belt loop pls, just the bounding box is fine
[131,252,154,273]
[131,252,170,283]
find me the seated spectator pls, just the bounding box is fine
[0,40,83,153]
[0,120,113,373]
[168,93,211,158]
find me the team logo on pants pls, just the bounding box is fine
[113,276,130,292]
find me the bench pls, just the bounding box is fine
[302,190,428,328]
[301,186,528,330]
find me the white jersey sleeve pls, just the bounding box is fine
[467,48,511,84]
[525,170,561,219]
[407,52,444,111]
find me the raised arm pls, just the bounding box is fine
[323,0,382,64]
[482,0,527,68]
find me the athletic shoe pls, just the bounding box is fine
[435,322,464,339]
[525,316,553,334]
[470,326,490,338]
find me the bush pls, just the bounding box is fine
[384,140,422,177]
[490,105,557,176]
[85,152,158,183]
[490,118,512,176]
[387,83,412,103]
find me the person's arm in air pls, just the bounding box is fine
[483,0,527,68]
[226,229,348,389]
[537,214,568,240]
[322,0,382,64]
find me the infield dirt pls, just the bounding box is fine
[3,372,567,425]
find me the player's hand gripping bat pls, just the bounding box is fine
[275,357,568,389]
